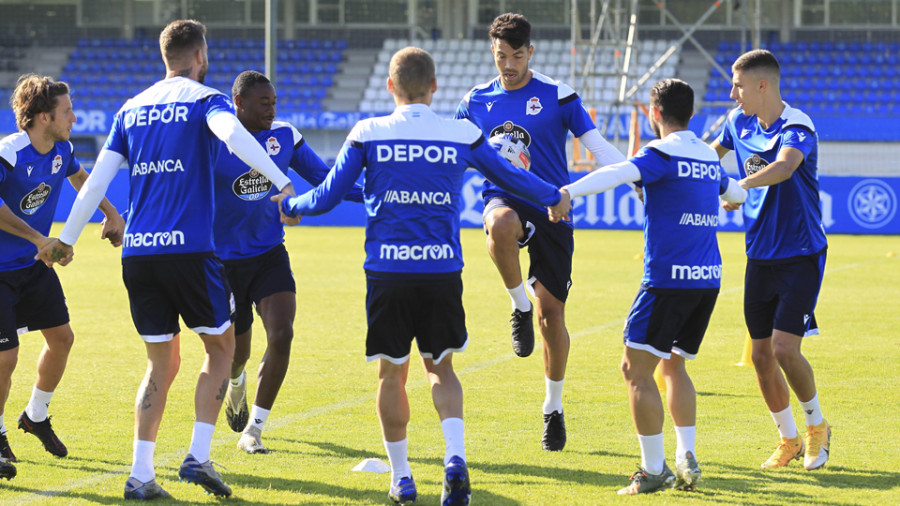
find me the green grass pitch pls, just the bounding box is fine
[2,224,898,504]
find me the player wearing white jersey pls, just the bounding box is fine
[456,13,626,452]
[556,79,746,494]
[0,75,124,480]
[711,49,831,472]
[38,20,296,500]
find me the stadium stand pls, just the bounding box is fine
[705,40,900,117]
[59,38,347,112]
[362,38,681,114]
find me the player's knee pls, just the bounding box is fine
[751,345,776,371]
[45,327,75,351]
[772,340,800,366]
[486,211,522,243]
[0,349,18,375]
[267,326,294,351]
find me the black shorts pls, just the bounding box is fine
[122,254,234,342]
[0,262,69,351]
[483,196,574,303]
[222,244,296,335]
[365,272,467,365]
[745,252,826,340]
[623,286,719,359]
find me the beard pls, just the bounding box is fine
[197,61,208,84]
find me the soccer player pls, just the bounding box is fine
[37,20,296,500]
[0,75,125,479]
[215,70,362,454]
[455,13,626,451]
[553,79,746,494]
[710,49,831,471]
[274,47,570,506]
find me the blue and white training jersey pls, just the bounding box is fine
[456,71,595,223]
[633,131,728,291]
[717,103,827,262]
[0,133,80,271]
[104,77,234,259]
[213,121,362,261]
[283,103,560,276]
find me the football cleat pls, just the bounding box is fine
[509,309,534,358]
[441,456,470,506]
[237,425,270,454]
[0,457,16,480]
[761,434,804,469]
[388,475,417,505]
[542,410,566,451]
[123,476,172,500]
[618,463,675,495]
[18,412,67,457]
[0,432,17,462]
[673,451,701,491]
[803,420,831,470]
[178,454,232,497]
[224,377,249,433]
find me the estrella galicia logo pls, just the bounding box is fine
[489,121,532,147]
[20,182,51,215]
[233,169,273,201]
[848,178,897,229]
[744,153,769,176]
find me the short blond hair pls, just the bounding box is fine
[389,47,435,101]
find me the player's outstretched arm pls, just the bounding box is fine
[0,202,52,252]
[720,177,748,212]
[710,140,731,161]
[208,112,294,196]
[279,140,365,219]
[578,129,627,166]
[470,138,561,208]
[738,147,804,190]
[67,167,125,246]
[35,239,73,267]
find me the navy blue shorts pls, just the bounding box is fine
[222,244,296,335]
[122,254,234,342]
[623,287,719,359]
[745,252,826,340]
[365,272,467,365]
[483,196,574,303]
[0,262,69,351]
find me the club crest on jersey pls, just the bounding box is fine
[744,153,769,175]
[20,182,51,215]
[51,155,63,174]
[266,136,281,155]
[526,97,543,116]
[489,121,532,147]
[233,169,273,201]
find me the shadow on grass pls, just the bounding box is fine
[472,460,621,488]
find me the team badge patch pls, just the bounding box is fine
[526,97,543,116]
[51,155,63,174]
[266,136,281,155]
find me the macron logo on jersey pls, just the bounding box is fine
[671,263,722,280]
[384,190,451,206]
[376,144,458,164]
[677,161,719,181]
[379,243,455,261]
[132,159,185,176]
[123,230,185,248]
[124,105,189,129]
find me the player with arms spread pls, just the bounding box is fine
[710,49,831,471]
[0,74,124,480]
[38,20,296,500]
[215,70,362,454]
[455,12,626,451]
[554,79,746,494]
[275,47,570,506]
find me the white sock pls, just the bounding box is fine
[249,405,270,431]
[799,393,824,427]
[384,439,411,485]
[0,414,5,435]
[25,387,54,422]
[542,378,564,415]
[187,421,215,464]
[638,433,665,475]
[441,417,466,465]
[230,370,245,386]
[130,440,156,482]
[507,282,532,312]
[674,425,696,462]
[770,406,798,439]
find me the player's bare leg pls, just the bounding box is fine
[377,359,414,501]
[485,206,534,357]
[751,336,791,413]
[423,355,469,504]
[660,355,701,490]
[0,349,18,423]
[34,324,74,393]
[534,281,568,451]
[226,328,252,433]
[422,356,463,420]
